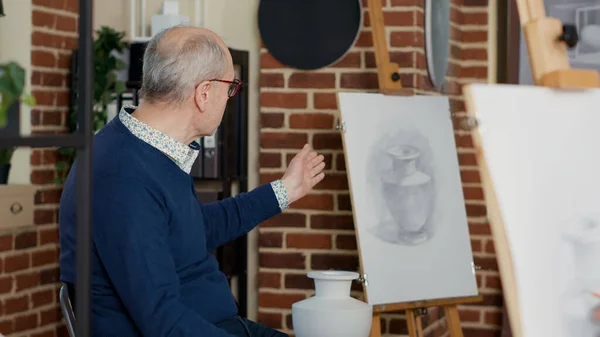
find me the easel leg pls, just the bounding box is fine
[406,309,417,337]
[444,305,465,337]
[369,314,382,337]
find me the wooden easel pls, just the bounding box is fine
[348,2,483,337]
[462,1,600,337]
[514,0,600,88]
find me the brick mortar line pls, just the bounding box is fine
[258,149,345,155]
[32,4,79,17]
[28,201,59,209]
[423,319,447,333]
[462,322,502,328]
[0,245,59,259]
[448,59,488,67]
[260,245,358,253]
[258,289,314,297]
[454,129,475,135]
[0,281,60,295]
[258,87,380,94]
[449,40,489,48]
[28,183,62,191]
[364,6,423,11]
[456,78,488,84]
[450,23,488,32]
[259,247,357,255]
[0,278,59,297]
[30,89,71,95]
[31,128,69,134]
[17,324,64,336]
[359,26,424,33]
[31,65,71,74]
[30,223,59,232]
[0,307,62,326]
[259,289,316,295]
[383,26,424,33]
[452,112,471,117]
[32,25,78,38]
[260,228,356,235]
[13,323,64,336]
[465,200,487,205]
[257,307,292,313]
[32,184,64,191]
[470,234,494,240]
[450,4,489,13]
[29,109,69,116]
[30,85,70,92]
[260,45,423,57]
[31,45,73,55]
[31,164,60,171]
[259,67,416,76]
[31,82,71,90]
[453,42,489,49]
[260,44,433,54]
[276,209,353,216]
[466,216,488,223]
[473,252,498,259]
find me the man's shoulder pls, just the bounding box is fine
[92,123,159,177]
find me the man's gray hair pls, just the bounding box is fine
[140,26,228,105]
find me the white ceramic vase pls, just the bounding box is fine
[291,271,373,337]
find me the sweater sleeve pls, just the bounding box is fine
[93,176,235,337]
[201,182,282,251]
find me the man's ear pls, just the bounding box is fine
[194,81,211,112]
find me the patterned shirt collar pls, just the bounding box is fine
[119,105,200,174]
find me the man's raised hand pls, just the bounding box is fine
[281,144,326,205]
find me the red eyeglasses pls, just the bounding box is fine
[210,78,243,98]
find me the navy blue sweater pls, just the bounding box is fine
[58,116,281,336]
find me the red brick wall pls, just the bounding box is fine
[257,1,502,336]
[0,1,78,336]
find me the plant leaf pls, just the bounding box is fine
[22,93,36,107]
[116,59,127,70]
[114,81,126,95]
[0,106,7,129]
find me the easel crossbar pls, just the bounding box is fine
[372,295,483,314]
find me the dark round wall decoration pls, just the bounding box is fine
[258,0,362,70]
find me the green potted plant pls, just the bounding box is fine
[0,61,36,184]
[54,26,127,184]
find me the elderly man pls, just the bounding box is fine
[58,26,325,337]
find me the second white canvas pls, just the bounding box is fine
[337,92,478,305]
[466,83,600,337]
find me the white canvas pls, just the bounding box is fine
[337,92,478,305]
[465,83,600,337]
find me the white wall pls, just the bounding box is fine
[94,0,262,320]
[0,0,33,184]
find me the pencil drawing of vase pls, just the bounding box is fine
[561,217,600,336]
[381,144,434,236]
